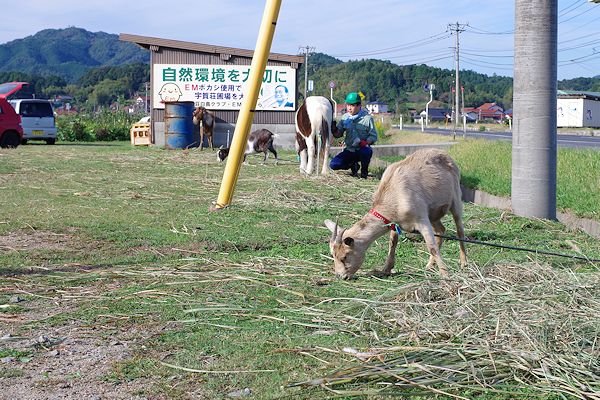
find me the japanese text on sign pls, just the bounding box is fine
[153,64,297,111]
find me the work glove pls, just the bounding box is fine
[359,139,368,148]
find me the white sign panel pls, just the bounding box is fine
[152,64,296,111]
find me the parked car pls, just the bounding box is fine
[10,98,57,145]
[0,82,24,148]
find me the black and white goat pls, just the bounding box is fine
[217,128,278,164]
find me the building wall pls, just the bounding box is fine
[557,98,584,127]
[149,47,299,149]
[582,98,600,128]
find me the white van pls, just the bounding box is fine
[9,99,57,145]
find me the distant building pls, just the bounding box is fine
[463,102,505,122]
[365,101,388,114]
[557,90,600,128]
[135,95,151,113]
[119,33,303,149]
[418,107,451,122]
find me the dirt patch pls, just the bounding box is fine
[0,230,76,252]
[0,294,176,400]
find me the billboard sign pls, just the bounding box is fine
[152,64,296,111]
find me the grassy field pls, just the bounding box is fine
[380,129,600,220]
[0,142,599,399]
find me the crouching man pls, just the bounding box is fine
[329,92,378,179]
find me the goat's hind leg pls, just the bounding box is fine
[451,206,468,268]
[268,143,278,165]
[417,222,448,278]
[304,136,316,174]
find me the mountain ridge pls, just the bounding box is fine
[0,27,148,81]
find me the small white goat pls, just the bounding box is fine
[295,96,336,175]
[325,148,467,279]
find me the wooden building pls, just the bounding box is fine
[119,33,304,148]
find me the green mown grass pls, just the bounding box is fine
[0,142,598,399]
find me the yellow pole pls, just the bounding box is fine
[211,0,282,210]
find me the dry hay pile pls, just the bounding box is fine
[291,262,600,399]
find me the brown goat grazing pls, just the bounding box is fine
[217,129,278,164]
[192,106,215,150]
[325,148,467,279]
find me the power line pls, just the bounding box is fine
[461,59,514,71]
[559,2,599,24]
[559,0,587,17]
[559,0,585,14]
[329,31,451,58]
[465,25,514,35]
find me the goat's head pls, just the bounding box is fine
[192,107,205,125]
[324,219,366,279]
[217,145,229,162]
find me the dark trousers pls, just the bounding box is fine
[329,147,373,175]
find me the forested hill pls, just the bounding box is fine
[301,55,514,111]
[303,53,600,111]
[0,27,148,81]
[0,28,598,111]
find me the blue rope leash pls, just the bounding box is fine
[384,222,599,263]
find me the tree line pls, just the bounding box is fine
[1,54,598,114]
[0,63,149,112]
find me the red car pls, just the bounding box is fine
[0,82,25,148]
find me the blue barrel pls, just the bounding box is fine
[164,101,198,149]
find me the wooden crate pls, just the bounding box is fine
[130,123,151,146]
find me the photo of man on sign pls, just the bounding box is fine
[272,85,293,108]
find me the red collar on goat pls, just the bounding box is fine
[369,209,401,234]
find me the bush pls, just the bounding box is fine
[57,117,95,142]
[478,125,487,132]
[57,110,142,142]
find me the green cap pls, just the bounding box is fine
[345,92,360,104]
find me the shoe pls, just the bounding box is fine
[360,166,369,179]
[350,162,359,177]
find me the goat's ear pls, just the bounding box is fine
[324,219,340,233]
[343,237,354,247]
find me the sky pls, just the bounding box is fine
[1,0,599,81]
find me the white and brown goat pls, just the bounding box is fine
[295,96,338,175]
[325,148,467,279]
[192,106,215,150]
[217,128,278,164]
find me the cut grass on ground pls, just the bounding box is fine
[0,143,598,399]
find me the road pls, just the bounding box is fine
[399,126,600,150]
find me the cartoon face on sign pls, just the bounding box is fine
[158,83,182,102]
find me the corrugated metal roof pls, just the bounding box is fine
[557,90,600,101]
[119,33,304,65]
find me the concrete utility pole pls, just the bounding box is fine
[448,22,467,135]
[299,45,315,100]
[512,0,557,219]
